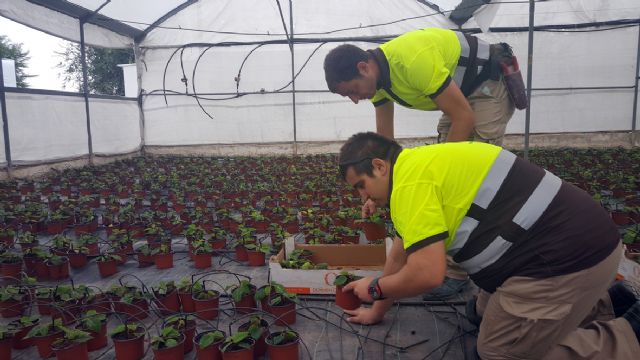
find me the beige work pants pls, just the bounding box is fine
[474,242,640,359]
[437,76,515,146]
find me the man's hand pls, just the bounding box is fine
[361,199,377,218]
[343,306,385,325]
[342,276,374,302]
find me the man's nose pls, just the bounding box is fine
[348,95,359,104]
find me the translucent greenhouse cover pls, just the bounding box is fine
[0,0,639,166]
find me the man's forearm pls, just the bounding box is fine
[372,236,406,312]
[446,114,475,142]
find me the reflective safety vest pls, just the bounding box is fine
[448,150,562,275]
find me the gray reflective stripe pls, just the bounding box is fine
[449,150,515,254]
[454,32,469,86]
[476,40,490,74]
[474,150,516,208]
[459,236,512,274]
[449,216,479,255]
[512,170,562,230]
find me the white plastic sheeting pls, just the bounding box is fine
[89,98,141,154]
[3,93,141,163]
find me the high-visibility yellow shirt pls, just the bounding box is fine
[390,142,501,252]
[371,28,461,111]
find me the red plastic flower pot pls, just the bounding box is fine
[210,239,226,252]
[11,319,39,349]
[37,298,53,315]
[265,300,296,326]
[193,252,212,269]
[0,261,22,279]
[136,252,154,267]
[335,285,361,310]
[218,338,255,360]
[178,291,195,313]
[235,246,248,262]
[152,334,185,360]
[52,340,89,360]
[0,299,26,318]
[361,222,386,242]
[193,295,220,320]
[179,320,197,354]
[0,337,13,359]
[154,290,180,315]
[246,251,265,267]
[97,260,118,278]
[112,333,145,360]
[51,302,81,325]
[67,253,88,269]
[238,320,268,358]
[86,242,99,256]
[46,258,70,280]
[120,299,149,321]
[234,292,257,315]
[194,331,224,360]
[82,321,108,351]
[33,330,63,358]
[155,252,174,269]
[266,332,300,360]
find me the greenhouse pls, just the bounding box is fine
[0,1,639,359]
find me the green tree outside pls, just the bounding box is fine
[57,43,134,96]
[0,35,33,88]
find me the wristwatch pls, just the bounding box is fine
[368,277,386,300]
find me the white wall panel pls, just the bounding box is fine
[89,98,141,154]
[5,93,88,163]
[0,99,6,166]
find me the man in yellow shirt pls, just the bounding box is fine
[325,28,519,299]
[337,132,639,359]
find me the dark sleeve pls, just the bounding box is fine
[428,76,452,99]
[405,231,448,255]
[373,98,390,107]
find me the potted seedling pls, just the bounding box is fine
[163,314,197,355]
[151,325,185,360]
[152,244,174,269]
[192,239,214,269]
[357,212,387,242]
[192,280,221,320]
[45,254,70,280]
[254,281,298,325]
[244,242,270,267]
[233,224,256,261]
[333,271,363,310]
[66,245,89,269]
[16,231,37,253]
[209,227,228,251]
[26,318,64,358]
[218,331,255,360]
[0,251,23,279]
[266,330,300,360]
[0,285,27,318]
[95,252,121,278]
[8,315,40,349]
[110,322,146,360]
[238,315,269,358]
[194,329,225,360]
[135,244,154,267]
[118,286,150,321]
[153,280,180,315]
[76,233,99,256]
[50,326,92,360]
[76,310,108,351]
[227,279,257,315]
[176,276,195,313]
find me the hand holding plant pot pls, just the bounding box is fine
[333,271,364,310]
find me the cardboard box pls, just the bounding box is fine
[268,237,389,294]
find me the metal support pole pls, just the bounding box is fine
[524,0,535,159]
[289,0,298,155]
[0,61,12,177]
[79,21,94,164]
[134,42,146,155]
[632,23,640,146]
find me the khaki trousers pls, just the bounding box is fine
[437,76,515,146]
[474,242,640,359]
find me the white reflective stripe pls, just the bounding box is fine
[456,31,470,58]
[512,170,562,230]
[476,40,490,62]
[459,236,513,274]
[474,150,516,208]
[449,216,479,255]
[453,66,466,86]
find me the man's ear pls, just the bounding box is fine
[371,158,388,176]
[356,61,369,76]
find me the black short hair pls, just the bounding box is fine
[339,132,402,181]
[324,44,371,93]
